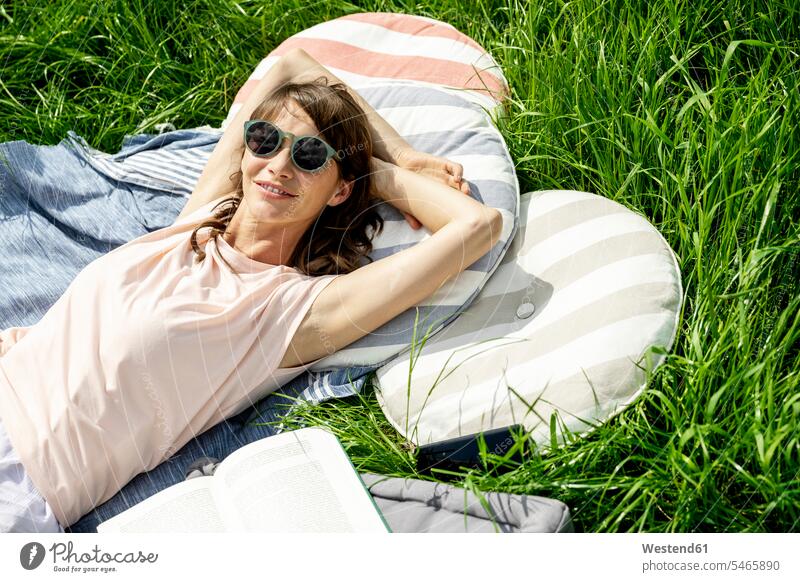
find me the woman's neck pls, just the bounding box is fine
[222,208,306,267]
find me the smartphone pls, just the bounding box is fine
[415,424,530,477]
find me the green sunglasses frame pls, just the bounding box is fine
[243,120,340,173]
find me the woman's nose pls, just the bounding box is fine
[265,143,294,178]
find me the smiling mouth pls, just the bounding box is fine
[255,182,297,197]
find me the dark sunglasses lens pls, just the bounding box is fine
[246,122,280,155]
[293,136,330,171]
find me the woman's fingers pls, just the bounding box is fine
[443,160,469,195]
[446,171,470,196]
[446,161,464,182]
[430,170,470,196]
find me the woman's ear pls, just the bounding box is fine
[329,179,353,206]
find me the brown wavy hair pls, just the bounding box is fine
[189,77,384,276]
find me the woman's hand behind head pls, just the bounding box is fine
[392,149,471,230]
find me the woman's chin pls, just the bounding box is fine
[247,197,302,221]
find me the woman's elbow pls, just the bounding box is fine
[281,47,316,71]
[467,208,504,247]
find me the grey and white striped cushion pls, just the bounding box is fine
[375,190,683,447]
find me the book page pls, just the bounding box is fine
[213,427,389,532]
[97,476,227,533]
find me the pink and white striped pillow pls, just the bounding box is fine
[222,12,509,130]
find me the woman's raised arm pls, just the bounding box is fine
[176,54,297,220]
[279,158,502,368]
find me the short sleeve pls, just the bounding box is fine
[218,272,340,421]
[272,273,340,373]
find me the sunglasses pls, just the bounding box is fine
[243,120,340,173]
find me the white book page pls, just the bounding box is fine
[212,427,389,532]
[97,476,228,533]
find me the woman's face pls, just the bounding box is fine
[240,98,352,225]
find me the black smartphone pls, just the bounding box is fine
[415,424,530,477]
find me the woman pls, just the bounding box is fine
[0,48,502,532]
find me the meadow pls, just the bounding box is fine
[0,0,797,531]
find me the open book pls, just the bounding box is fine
[97,427,391,533]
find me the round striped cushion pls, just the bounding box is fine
[221,13,519,371]
[375,190,684,447]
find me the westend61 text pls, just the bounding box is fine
[48,542,158,564]
[642,543,708,554]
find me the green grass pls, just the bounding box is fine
[1,0,798,532]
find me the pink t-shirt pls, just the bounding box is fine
[0,199,338,527]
